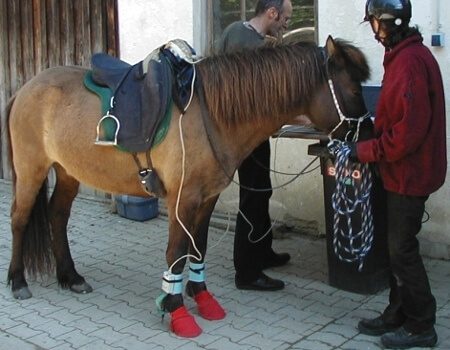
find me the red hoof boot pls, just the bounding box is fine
[194,290,226,320]
[170,306,202,338]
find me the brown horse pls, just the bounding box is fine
[6,36,370,337]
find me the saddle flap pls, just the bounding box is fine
[91,53,132,91]
[140,51,173,147]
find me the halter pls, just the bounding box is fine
[326,79,371,142]
[319,46,371,142]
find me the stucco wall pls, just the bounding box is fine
[118,0,194,63]
[117,0,450,259]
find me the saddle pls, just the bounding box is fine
[89,39,199,153]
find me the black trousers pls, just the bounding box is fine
[382,191,436,333]
[234,140,273,282]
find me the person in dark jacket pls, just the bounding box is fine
[217,0,293,291]
[354,1,447,348]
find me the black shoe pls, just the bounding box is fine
[262,252,291,269]
[358,316,402,336]
[381,327,438,349]
[235,272,285,291]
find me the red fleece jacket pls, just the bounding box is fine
[357,35,447,196]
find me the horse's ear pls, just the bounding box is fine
[325,35,337,57]
[325,35,345,67]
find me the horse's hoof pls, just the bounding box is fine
[170,306,202,337]
[13,287,32,300]
[193,290,226,320]
[70,281,93,294]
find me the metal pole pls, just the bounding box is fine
[240,0,246,21]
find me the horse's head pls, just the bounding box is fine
[307,36,373,141]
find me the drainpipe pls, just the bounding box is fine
[430,0,439,32]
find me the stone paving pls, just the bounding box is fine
[0,179,448,350]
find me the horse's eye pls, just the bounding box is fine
[353,90,362,96]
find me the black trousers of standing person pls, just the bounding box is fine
[234,140,273,283]
[382,191,437,333]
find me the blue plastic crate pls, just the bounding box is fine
[114,195,159,221]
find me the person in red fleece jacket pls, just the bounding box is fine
[354,1,447,349]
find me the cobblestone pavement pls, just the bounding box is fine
[0,179,448,350]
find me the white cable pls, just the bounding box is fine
[169,67,203,272]
[209,202,232,249]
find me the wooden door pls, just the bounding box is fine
[0,0,118,195]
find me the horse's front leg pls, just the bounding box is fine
[157,194,203,337]
[185,195,226,321]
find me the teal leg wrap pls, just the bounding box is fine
[189,262,205,283]
[156,292,168,315]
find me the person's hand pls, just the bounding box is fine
[327,141,361,163]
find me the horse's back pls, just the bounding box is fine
[9,66,92,126]
[8,66,107,183]
[9,65,99,152]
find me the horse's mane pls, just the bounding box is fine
[196,39,369,127]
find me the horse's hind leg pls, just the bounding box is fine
[9,172,53,299]
[49,164,92,294]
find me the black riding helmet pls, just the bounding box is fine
[364,0,412,24]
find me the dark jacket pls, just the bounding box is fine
[357,35,447,196]
[217,21,265,53]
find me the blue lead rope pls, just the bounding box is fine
[328,141,374,272]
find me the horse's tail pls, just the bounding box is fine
[6,95,54,278]
[22,180,54,276]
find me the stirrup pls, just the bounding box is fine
[95,111,120,146]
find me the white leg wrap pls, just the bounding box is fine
[162,271,183,294]
[189,262,205,283]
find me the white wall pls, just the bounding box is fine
[117,0,450,259]
[117,0,194,63]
